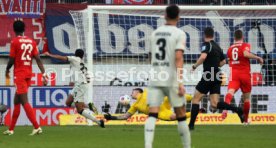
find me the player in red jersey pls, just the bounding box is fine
[3,20,47,135]
[222,30,263,124]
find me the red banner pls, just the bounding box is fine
[0,0,46,54]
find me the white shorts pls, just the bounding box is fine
[147,86,185,108]
[71,83,88,103]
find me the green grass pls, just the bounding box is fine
[0,125,276,148]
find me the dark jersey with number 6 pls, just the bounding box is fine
[149,25,186,87]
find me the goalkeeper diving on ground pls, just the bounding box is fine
[104,88,206,121]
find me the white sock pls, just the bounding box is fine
[177,120,191,148]
[144,117,157,148]
[81,109,100,125]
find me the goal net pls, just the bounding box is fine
[70,6,276,115]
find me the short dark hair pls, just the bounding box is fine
[13,20,25,34]
[234,30,243,40]
[204,27,214,38]
[75,49,84,59]
[133,88,143,93]
[166,5,180,20]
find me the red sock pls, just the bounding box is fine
[23,103,39,129]
[225,93,233,104]
[9,104,21,131]
[243,101,250,122]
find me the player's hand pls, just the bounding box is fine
[191,65,196,72]
[104,113,118,120]
[257,57,264,65]
[44,52,50,56]
[178,84,186,97]
[104,113,112,120]
[5,70,10,79]
[42,73,48,86]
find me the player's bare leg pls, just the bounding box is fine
[66,95,74,107]
[75,102,104,128]
[209,94,220,112]
[66,95,98,114]
[188,90,204,130]
[222,89,235,120]
[19,93,42,135]
[3,94,20,135]
[145,107,159,148]
[243,93,251,124]
[174,106,191,148]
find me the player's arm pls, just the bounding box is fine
[34,55,47,85]
[34,55,45,74]
[219,60,226,67]
[192,43,209,70]
[243,51,263,65]
[44,52,68,61]
[175,50,184,82]
[192,53,207,70]
[219,48,226,67]
[175,31,186,96]
[5,58,15,78]
[104,103,137,120]
[6,41,16,79]
[104,112,133,120]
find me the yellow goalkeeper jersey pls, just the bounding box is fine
[127,89,192,115]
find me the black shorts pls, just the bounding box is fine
[196,71,222,94]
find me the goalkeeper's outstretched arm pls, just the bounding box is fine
[104,112,132,120]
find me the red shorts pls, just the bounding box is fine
[228,73,252,93]
[14,77,31,94]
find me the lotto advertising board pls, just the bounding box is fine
[59,114,276,126]
[1,86,276,126]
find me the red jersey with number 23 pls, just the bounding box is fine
[10,36,39,78]
[227,42,251,75]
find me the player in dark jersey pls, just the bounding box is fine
[189,27,244,130]
[222,30,263,124]
[4,20,47,136]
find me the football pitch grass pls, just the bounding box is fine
[0,125,276,148]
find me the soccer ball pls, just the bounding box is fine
[0,104,7,113]
[119,95,131,105]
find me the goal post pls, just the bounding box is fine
[71,5,276,114]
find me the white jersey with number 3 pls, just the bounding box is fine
[149,25,186,87]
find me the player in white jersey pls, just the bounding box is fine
[144,5,191,148]
[44,49,104,128]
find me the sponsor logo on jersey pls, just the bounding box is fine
[201,46,206,51]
